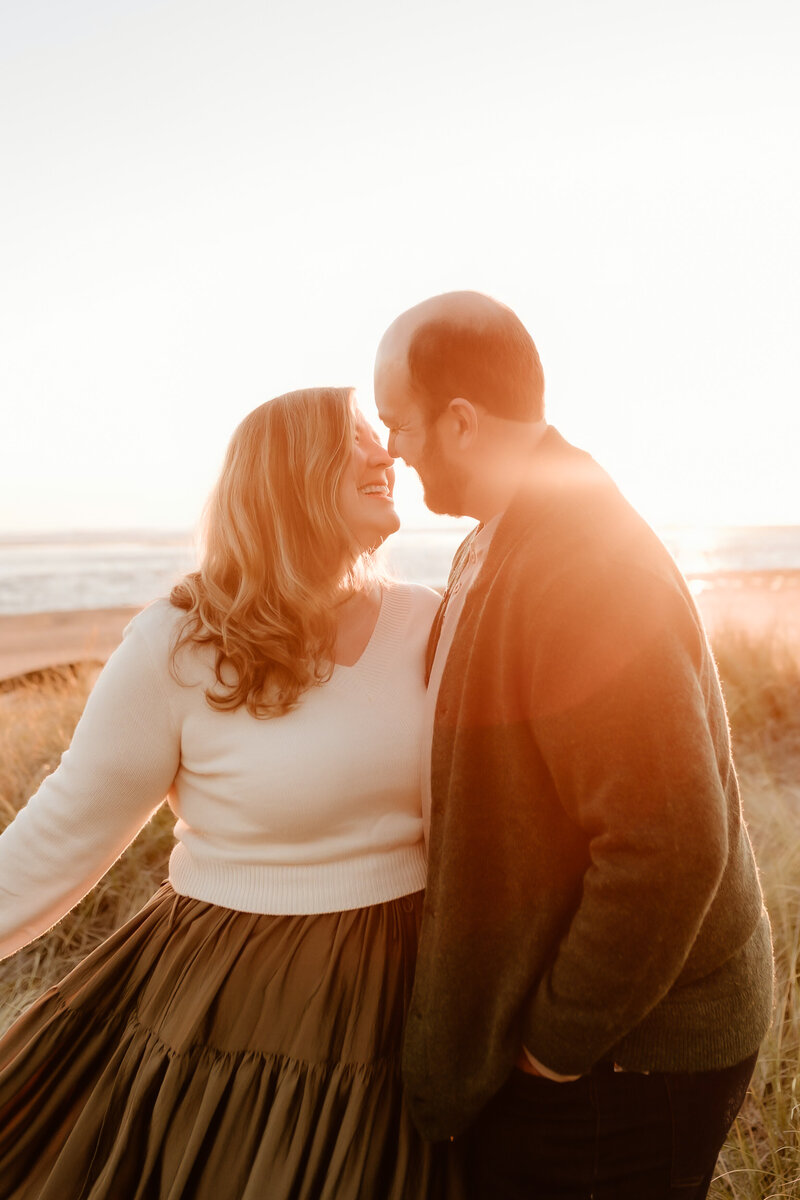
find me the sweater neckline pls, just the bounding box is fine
[329,584,408,698]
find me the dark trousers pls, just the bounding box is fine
[462,1052,758,1199]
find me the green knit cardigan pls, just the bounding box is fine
[403,427,773,1141]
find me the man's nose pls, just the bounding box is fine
[386,432,399,460]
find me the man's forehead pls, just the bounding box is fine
[374,335,408,382]
[376,312,414,360]
[375,358,405,397]
[375,370,423,417]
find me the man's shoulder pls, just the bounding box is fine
[502,433,660,560]
[489,467,686,628]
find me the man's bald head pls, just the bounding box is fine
[376,291,544,424]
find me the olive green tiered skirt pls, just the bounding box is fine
[0,884,462,1199]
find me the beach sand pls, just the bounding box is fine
[0,578,798,685]
[0,607,140,684]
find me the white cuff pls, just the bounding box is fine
[522,1046,581,1082]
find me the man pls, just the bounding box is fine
[374,291,773,1199]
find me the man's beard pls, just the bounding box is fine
[417,425,468,518]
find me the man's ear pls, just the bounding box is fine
[443,397,479,447]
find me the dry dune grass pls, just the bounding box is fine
[0,630,798,1196]
[707,630,800,1199]
[0,665,174,1026]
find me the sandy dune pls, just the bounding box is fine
[0,607,140,683]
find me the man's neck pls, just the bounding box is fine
[467,420,548,524]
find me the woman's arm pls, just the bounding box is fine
[0,607,181,960]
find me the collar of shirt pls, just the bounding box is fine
[420,510,504,842]
[451,512,502,596]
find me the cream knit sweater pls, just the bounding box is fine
[0,582,440,960]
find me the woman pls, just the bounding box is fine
[0,388,460,1199]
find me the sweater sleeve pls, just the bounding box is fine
[0,607,181,961]
[521,563,731,1075]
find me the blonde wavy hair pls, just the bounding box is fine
[170,387,377,717]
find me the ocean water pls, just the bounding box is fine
[1,525,799,616]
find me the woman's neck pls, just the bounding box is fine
[331,583,382,667]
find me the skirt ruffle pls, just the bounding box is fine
[0,884,462,1199]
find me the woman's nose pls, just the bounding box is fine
[368,437,394,467]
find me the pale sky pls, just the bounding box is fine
[2,0,798,534]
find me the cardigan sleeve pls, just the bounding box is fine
[520,562,732,1076]
[0,607,181,961]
